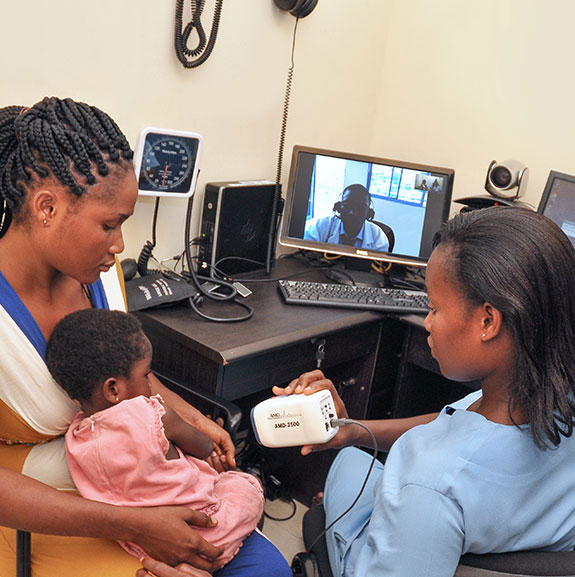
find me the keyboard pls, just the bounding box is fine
[278,280,429,314]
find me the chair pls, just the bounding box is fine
[16,371,242,577]
[151,370,242,439]
[291,504,575,577]
[371,220,395,252]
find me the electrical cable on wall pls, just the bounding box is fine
[175,0,224,68]
[265,16,300,275]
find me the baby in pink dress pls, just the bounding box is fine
[46,309,264,573]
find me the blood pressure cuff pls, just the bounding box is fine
[124,274,197,311]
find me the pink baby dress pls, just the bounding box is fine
[66,395,264,565]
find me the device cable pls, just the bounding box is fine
[264,496,297,522]
[265,16,300,275]
[186,292,253,322]
[304,419,379,554]
[231,267,332,284]
[237,435,297,522]
[137,197,162,276]
[184,195,236,299]
[214,256,266,273]
[183,195,254,322]
[175,0,224,69]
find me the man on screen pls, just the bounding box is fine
[304,184,391,251]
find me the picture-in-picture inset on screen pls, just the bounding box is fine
[280,146,455,268]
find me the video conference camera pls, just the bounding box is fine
[485,159,529,200]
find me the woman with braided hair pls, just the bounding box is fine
[0,97,290,577]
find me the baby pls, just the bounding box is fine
[46,308,264,574]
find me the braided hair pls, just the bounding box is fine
[0,97,134,237]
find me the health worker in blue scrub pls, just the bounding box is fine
[277,207,575,577]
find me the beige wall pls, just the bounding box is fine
[370,0,575,214]
[0,0,389,260]
[2,0,573,260]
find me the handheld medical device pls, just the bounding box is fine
[250,390,339,448]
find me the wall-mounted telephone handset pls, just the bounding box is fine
[274,0,318,18]
[274,0,319,18]
[174,0,318,70]
[175,0,224,68]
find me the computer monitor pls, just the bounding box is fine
[538,170,575,248]
[279,145,455,268]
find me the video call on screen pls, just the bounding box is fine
[288,151,448,259]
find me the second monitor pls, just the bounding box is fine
[279,146,454,269]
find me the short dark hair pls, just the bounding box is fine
[342,184,371,205]
[433,207,575,448]
[46,309,151,402]
[0,97,133,236]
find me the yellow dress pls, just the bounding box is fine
[0,264,141,576]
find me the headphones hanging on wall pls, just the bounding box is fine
[333,186,376,221]
[274,0,319,18]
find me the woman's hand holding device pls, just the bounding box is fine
[271,369,357,455]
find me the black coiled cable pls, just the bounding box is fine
[137,240,158,277]
[137,198,161,276]
[265,17,299,274]
[175,0,224,69]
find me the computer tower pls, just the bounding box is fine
[197,180,278,277]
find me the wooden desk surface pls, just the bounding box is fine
[137,256,386,365]
[135,258,434,502]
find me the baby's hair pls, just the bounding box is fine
[0,97,133,235]
[433,207,575,449]
[46,309,151,402]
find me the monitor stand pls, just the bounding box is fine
[324,258,425,290]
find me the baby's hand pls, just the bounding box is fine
[205,450,230,473]
[203,417,234,472]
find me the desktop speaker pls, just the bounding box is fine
[197,180,278,277]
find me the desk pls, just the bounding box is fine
[135,256,476,504]
[136,258,383,417]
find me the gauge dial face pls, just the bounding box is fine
[137,132,200,195]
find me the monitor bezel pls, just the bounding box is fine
[279,145,455,268]
[537,169,575,214]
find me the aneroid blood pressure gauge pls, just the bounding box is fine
[134,127,203,198]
